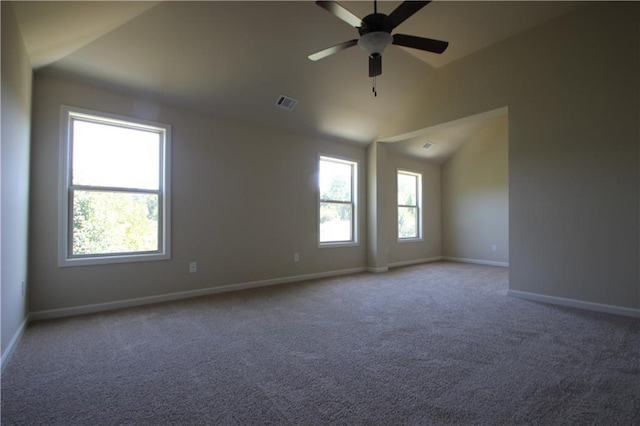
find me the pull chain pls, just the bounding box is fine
[371,1,379,97]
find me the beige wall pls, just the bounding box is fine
[366,141,385,270]
[1,3,32,359]
[382,3,640,309]
[29,74,371,312]
[442,114,508,265]
[386,152,442,266]
[366,143,442,270]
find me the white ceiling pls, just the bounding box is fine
[11,1,161,68]
[11,1,584,156]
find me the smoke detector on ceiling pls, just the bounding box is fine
[275,95,298,111]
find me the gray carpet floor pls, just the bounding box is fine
[1,261,639,425]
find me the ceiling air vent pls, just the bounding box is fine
[423,142,434,150]
[275,95,298,111]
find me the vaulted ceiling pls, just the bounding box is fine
[12,1,584,160]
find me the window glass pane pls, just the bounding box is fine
[320,160,352,202]
[398,206,417,239]
[72,190,159,255]
[72,119,160,190]
[398,173,417,206]
[320,202,352,242]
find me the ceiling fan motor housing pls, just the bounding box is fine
[358,13,393,58]
[358,13,393,35]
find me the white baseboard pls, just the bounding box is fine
[388,256,443,269]
[507,290,640,318]
[366,266,389,273]
[443,256,509,268]
[29,267,366,321]
[1,314,30,372]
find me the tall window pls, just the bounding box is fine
[59,106,171,266]
[397,170,422,240]
[319,156,357,245]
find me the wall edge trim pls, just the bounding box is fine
[1,314,30,372]
[29,267,366,321]
[507,289,640,318]
[388,256,443,268]
[443,256,509,268]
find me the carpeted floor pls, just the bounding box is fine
[2,261,639,425]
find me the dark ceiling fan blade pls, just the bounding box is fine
[315,1,362,28]
[393,33,448,54]
[308,39,358,61]
[388,1,431,29]
[369,55,382,77]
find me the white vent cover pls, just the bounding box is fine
[275,95,298,110]
[423,142,434,150]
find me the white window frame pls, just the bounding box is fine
[58,106,171,267]
[397,169,423,241]
[318,155,358,247]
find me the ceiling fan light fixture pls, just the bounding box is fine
[358,31,392,57]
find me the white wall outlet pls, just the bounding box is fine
[491,244,497,252]
[189,262,198,273]
[21,281,25,297]
[293,253,300,262]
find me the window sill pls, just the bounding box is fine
[59,252,170,267]
[318,241,360,248]
[397,238,424,244]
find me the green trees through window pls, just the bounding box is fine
[72,191,158,255]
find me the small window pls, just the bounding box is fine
[319,155,357,245]
[397,170,422,240]
[59,106,171,266]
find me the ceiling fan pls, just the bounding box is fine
[308,1,449,78]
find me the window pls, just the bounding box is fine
[319,155,357,245]
[59,106,171,266]
[397,170,422,240]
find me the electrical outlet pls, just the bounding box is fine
[189,262,198,273]
[293,253,300,262]
[21,281,25,297]
[491,244,497,252]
